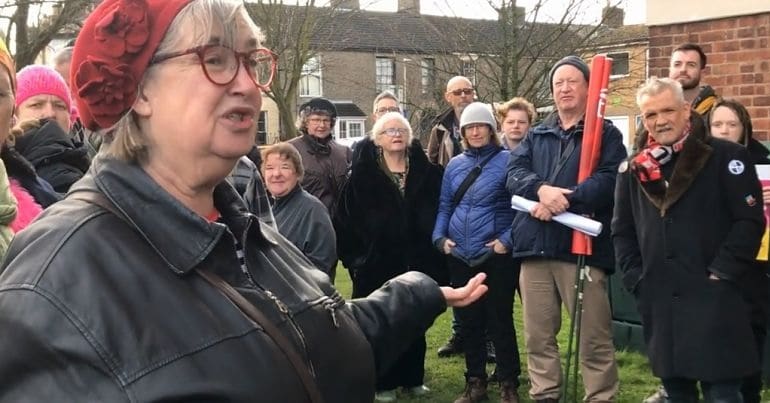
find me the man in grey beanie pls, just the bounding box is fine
[506,55,625,402]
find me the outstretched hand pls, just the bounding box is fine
[441,273,488,307]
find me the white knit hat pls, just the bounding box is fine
[460,102,497,135]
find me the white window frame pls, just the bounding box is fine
[376,57,396,93]
[608,52,630,79]
[335,118,367,141]
[299,56,322,97]
[459,54,478,85]
[421,58,435,95]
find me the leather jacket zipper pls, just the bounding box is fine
[264,289,317,378]
[319,293,344,328]
[238,219,317,378]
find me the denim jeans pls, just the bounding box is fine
[662,377,743,403]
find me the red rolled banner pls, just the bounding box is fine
[571,54,613,256]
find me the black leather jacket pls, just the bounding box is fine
[0,156,446,402]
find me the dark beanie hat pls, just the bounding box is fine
[299,97,337,120]
[549,55,590,92]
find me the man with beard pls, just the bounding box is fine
[669,43,718,116]
[427,76,475,167]
[614,77,763,403]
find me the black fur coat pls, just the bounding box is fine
[335,138,447,295]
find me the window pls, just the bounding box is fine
[299,56,322,97]
[257,111,267,145]
[335,119,366,146]
[348,122,363,138]
[376,57,395,92]
[608,52,630,77]
[421,58,435,95]
[461,58,477,84]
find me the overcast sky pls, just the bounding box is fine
[324,0,646,24]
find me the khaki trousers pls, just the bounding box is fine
[520,258,619,402]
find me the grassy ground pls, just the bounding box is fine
[333,267,769,402]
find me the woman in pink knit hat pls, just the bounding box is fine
[11,64,90,193]
[14,64,72,131]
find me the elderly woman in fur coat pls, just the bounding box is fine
[335,111,446,401]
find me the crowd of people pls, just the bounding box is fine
[0,1,764,402]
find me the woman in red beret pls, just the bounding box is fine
[0,0,487,401]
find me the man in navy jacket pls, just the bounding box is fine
[506,55,625,403]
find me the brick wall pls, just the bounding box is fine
[648,12,770,140]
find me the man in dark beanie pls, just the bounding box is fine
[507,55,625,402]
[288,97,351,216]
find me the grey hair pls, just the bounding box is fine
[636,77,685,107]
[106,0,263,163]
[372,90,400,113]
[370,111,413,144]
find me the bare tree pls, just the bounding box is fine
[435,0,630,108]
[247,1,357,141]
[0,0,95,68]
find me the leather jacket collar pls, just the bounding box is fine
[70,156,279,275]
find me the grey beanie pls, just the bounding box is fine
[549,55,590,92]
[460,102,497,134]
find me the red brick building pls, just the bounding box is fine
[646,2,770,140]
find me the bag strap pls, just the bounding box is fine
[68,190,325,403]
[196,269,324,403]
[451,147,502,206]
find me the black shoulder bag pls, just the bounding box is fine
[451,148,503,207]
[68,190,325,403]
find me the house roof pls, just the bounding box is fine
[246,4,648,55]
[332,101,367,117]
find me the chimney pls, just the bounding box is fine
[602,6,624,28]
[330,0,359,10]
[397,0,420,15]
[498,6,526,25]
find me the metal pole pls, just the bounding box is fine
[562,254,586,403]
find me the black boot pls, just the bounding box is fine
[438,334,463,357]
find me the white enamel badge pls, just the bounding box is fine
[618,161,629,173]
[728,159,745,175]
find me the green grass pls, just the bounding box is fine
[333,266,769,402]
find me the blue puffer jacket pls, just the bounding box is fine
[432,143,513,266]
[506,112,627,272]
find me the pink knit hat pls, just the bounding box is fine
[15,65,72,112]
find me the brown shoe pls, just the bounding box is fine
[454,377,488,403]
[499,380,519,403]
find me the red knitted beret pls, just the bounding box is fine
[0,38,16,94]
[70,0,193,130]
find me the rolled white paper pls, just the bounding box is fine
[511,195,603,237]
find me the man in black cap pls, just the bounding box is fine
[506,55,625,402]
[288,97,351,216]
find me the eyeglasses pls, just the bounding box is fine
[379,128,409,137]
[376,106,401,114]
[448,88,474,96]
[308,118,332,125]
[151,45,277,90]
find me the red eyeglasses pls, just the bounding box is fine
[151,45,277,90]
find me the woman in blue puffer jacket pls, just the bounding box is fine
[432,102,520,403]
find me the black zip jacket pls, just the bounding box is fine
[0,156,446,402]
